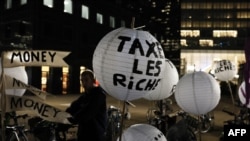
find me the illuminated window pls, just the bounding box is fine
[121,20,126,27]
[81,5,89,19]
[181,30,200,37]
[6,0,12,9]
[21,0,27,5]
[237,12,250,19]
[96,13,103,24]
[181,39,188,46]
[41,66,50,91]
[199,40,213,47]
[64,0,72,14]
[43,0,53,8]
[62,67,69,94]
[109,16,115,28]
[213,30,237,38]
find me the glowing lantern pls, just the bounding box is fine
[0,65,28,96]
[175,71,220,115]
[118,124,167,141]
[238,81,250,108]
[93,27,166,101]
[213,60,237,81]
[144,59,179,100]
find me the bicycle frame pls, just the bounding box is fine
[6,125,29,141]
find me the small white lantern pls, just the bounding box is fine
[144,58,179,100]
[93,27,166,101]
[213,60,237,81]
[175,71,220,115]
[238,81,250,108]
[118,123,167,141]
[0,65,28,96]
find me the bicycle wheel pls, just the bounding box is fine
[199,113,214,133]
[106,118,119,141]
[186,127,197,141]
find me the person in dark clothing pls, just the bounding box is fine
[65,69,107,141]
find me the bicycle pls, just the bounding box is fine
[177,110,214,134]
[105,105,122,141]
[0,111,30,141]
[219,104,250,141]
[28,116,77,141]
[146,99,177,136]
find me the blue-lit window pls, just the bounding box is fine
[6,0,12,9]
[96,13,103,24]
[109,16,115,28]
[43,0,53,8]
[64,0,72,14]
[21,0,27,5]
[121,20,126,27]
[82,5,89,19]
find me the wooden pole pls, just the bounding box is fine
[1,52,6,141]
[227,81,236,112]
[119,101,126,141]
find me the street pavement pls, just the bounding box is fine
[17,93,238,141]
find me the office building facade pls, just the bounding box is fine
[180,0,249,80]
[0,0,180,94]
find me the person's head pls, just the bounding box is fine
[80,69,96,91]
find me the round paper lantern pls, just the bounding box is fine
[93,27,166,101]
[0,61,28,96]
[118,123,167,141]
[238,81,250,108]
[144,59,179,100]
[175,71,220,115]
[213,60,237,81]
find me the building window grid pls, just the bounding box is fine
[182,2,250,9]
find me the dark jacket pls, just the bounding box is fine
[66,86,107,141]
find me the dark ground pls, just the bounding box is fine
[15,93,239,141]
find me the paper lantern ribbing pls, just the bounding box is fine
[238,81,250,108]
[118,124,167,141]
[0,62,28,96]
[93,27,166,101]
[175,71,220,115]
[213,60,236,81]
[144,59,179,100]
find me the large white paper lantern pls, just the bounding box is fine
[175,71,220,115]
[213,60,236,81]
[118,123,167,141]
[0,60,28,96]
[144,59,179,100]
[238,81,250,108]
[93,27,166,101]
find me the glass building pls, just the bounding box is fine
[180,0,249,81]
